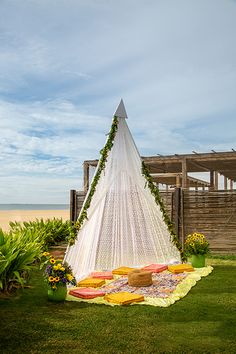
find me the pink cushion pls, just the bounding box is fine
[90,271,113,280]
[142,264,168,273]
[69,288,105,299]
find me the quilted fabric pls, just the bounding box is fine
[142,264,168,273]
[76,278,105,288]
[168,264,194,273]
[69,288,105,299]
[104,292,144,305]
[112,266,137,275]
[90,271,113,280]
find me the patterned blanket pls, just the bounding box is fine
[66,266,213,307]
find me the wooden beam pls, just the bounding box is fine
[224,176,228,190]
[176,174,181,187]
[230,179,233,190]
[83,163,90,192]
[214,171,218,190]
[210,171,214,191]
[182,158,187,189]
[70,190,77,223]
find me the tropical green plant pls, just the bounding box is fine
[0,228,43,293]
[184,232,210,256]
[9,218,75,247]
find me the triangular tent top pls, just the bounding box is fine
[65,101,181,280]
[114,98,128,119]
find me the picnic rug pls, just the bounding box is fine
[66,266,213,307]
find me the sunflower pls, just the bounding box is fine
[54,277,60,282]
[50,258,56,264]
[49,276,54,282]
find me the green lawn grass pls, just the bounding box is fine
[0,261,236,354]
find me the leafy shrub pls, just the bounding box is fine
[9,218,75,248]
[0,228,44,293]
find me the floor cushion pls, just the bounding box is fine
[69,288,105,299]
[104,292,144,305]
[76,278,105,288]
[90,271,113,280]
[112,266,137,275]
[142,264,168,273]
[168,264,194,273]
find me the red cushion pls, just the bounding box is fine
[90,271,113,280]
[69,288,105,299]
[142,264,168,273]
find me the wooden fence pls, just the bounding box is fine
[70,189,236,253]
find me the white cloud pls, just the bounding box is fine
[0,0,236,202]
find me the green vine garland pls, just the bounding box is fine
[141,161,185,261]
[68,116,119,245]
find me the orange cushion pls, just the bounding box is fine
[90,271,113,280]
[69,288,105,299]
[76,278,105,288]
[112,266,137,275]
[104,292,144,305]
[142,264,168,273]
[168,264,194,274]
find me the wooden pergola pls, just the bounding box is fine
[83,151,236,192]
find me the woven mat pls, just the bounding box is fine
[66,266,213,307]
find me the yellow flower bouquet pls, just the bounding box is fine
[41,252,76,290]
[184,233,210,256]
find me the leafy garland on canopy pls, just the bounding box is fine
[68,116,119,245]
[141,161,185,261]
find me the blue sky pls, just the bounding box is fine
[0,0,236,203]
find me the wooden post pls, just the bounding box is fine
[209,171,214,191]
[70,190,77,223]
[214,171,218,190]
[176,175,181,188]
[83,163,89,192]
[182,158,187,189]
[181,188,185,248]
[230,179,233,190]
[224,176,228,190]
[174,187,181,239]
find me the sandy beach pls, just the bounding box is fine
[0,210,70,232]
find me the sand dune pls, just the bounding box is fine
[0,210,70,232]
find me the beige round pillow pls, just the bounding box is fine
[128,269,153,287]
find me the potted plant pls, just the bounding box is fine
[41,252,76,301]
[184,233,210,268]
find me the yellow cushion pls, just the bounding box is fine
[168,264,194,274]
[104,292,144,305]
[112,266,137,275]
[76,278,105,288]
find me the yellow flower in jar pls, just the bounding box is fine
[54,277,60,282]
[66,274,73,281]
[49,276,54,282]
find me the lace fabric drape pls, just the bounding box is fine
[65,118,181,280]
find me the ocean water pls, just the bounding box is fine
[0,204,69,211]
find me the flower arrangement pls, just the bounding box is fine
[41,252,76,290]
[184,233,210,256]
